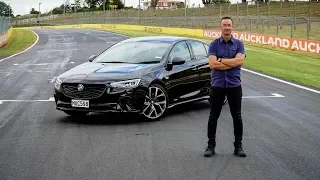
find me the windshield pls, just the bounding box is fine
[93,41,171,64]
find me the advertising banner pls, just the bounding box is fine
[203,30,320,54]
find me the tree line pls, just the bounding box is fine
[0,1,13,17]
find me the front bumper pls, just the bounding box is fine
[54,86,148,113]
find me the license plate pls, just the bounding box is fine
[71,99,89,108]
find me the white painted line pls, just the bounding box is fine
[202,93,285,100]
[242,68,320,94]
[37,49,78,52]
[27,70,50,73]
[242,93,285,99]
[14,62,75,66]
[4,73,11,77]
[50,42,77,44]
[47,35,68,36]
[0,30,39,63]
[91,29,130,38]
[14,63,48,66]
[0,73,12,81]
[33,68,68,70]
[0,98,55,104]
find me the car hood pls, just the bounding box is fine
[59,62,158,83]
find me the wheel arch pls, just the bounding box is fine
[150,79,166,89]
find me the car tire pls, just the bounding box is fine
[63,110,89,116]
[141,83,169,121]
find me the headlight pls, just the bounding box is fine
[110,79,141,88]
[55,77,62,91]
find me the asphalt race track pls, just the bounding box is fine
[0,29,319,180]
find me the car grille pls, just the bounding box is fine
[61,83,107,99]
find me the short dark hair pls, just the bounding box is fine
[220,16,233,24]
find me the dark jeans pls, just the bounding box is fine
[207,85,243,148]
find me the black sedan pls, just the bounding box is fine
[53,36,227,120]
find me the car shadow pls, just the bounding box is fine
[58,112,147,126]
[163,101,211,117]
[58,101,212,125]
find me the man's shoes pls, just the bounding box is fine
[204,145,215,157]
[234,147,246,157]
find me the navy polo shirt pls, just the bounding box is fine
[208,36,246,88]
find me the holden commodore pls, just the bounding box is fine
[53,36,227,121]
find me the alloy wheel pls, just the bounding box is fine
[142,85,167,120]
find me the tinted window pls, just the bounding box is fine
[169,41,191,61]
[93,41,171,64]
[189,41,208,59]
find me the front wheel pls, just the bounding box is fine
[141,84,168,121]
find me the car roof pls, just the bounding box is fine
[121,36,196,43]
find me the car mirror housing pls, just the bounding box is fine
[166,56,186,71]
[89,55,97,62]
[171,56,185,65]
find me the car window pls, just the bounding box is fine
[169,41,191,61]
[189,41,208,59]
[93,41,171,64]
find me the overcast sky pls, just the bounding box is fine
[4,0,242,16]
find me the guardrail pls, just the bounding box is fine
[0,16,11,34]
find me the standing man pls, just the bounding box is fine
[204,16,246,157]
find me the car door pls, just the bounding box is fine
[188,40,212,91]
[164,40,200,103]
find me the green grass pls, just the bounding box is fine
[0,29,37,57]
[99,29,320,89]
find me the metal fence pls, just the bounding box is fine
[11,1,320,40]
[0,16,11,34]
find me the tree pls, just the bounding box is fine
[52,7,64,14]
[74,0,83,9]
[0,1,13,17]
[202,0,230,6]
[177,2,185,8]
[202,0,211,4]
[30,8,40,14]
[110,0,124,9]
[150,0,159,8]
[85,0,104,9]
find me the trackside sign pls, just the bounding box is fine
[203,30,320,54]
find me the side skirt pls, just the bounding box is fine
[167,96,209,109]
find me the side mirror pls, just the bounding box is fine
[166,56,186,71]
[172,56,185,65]
[89,55,97,62]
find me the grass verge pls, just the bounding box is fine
[0,29,37,58]
[100,29,320,89]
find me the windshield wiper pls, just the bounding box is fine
[137,61,160,64]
